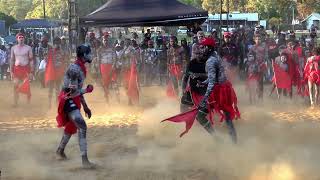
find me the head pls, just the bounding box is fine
[132,39,138,48]
[192,35,198,44]
[102,37,109,47]
[103,32,109,38]
[280,53,288,63]
[41,36,48,46]
[132,32,138,39]
[115,44,122,51]
[147,29,150,33]
[199,37,216,61]
[76,44,92,63]
[181,39,187,46]
[119,40,125,48]
[224,32,232,43]
[124,38,131,47]
[147,40,154,48]
[197,31,205,43]
[89,32,95,39]
[53,37,61,48]
[16,33,25,45]
[211,29,217,37]
[170,36,178,47]
[254,34,262,45]
[287,41,296,50]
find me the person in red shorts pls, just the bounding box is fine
[10,33,34,107]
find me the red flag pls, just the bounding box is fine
[161,108,198,137]
[127,59,139,103]
[17,78,31,98]
[44,49,56,86]
[166,80,177,98]
[100,64,113,86]
[272,61,292,90]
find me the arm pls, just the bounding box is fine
[200,58,217,106]
[181,62,191,91]
[28,46,34,73]
[80,95,89,108]
[10,47,15,74]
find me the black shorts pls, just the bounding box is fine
[64,99,79,113]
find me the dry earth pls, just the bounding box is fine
[0,80,320,180]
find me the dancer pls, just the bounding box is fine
[10,33,34,107]
[163,38,239,143]
[55,45,95,168]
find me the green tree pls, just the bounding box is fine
[26,0,68,19]
[179,0,203,8]
[0,12,17,27]
[0,0,33,20]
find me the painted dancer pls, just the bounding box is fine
[166,36,185,98]
[220,32,239,81]
[10,33,34,107]
[249,34,268,99]
[163,38,239,143]
[55,45,95,168]
[304,47,320,107]
[98,35,117,103]
[122,39,139,105]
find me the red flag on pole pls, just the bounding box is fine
[44,49,55,86]
[127,58,139,103]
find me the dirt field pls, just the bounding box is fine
[1,80,320,180]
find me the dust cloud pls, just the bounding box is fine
[0,81,320,180]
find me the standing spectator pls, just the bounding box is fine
[156,39,168,85]
[144,29,152,41]
[142,40,158,86]
[181,38,191,67]
[0,45,7,80]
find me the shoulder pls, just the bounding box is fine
[206,55,218,66]
[307,56,315,62]
[25,45,32,50]
[67,63,81,73]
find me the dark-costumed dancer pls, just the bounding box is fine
[55,45,95,168]
[163,38,239,143]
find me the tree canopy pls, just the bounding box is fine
[180,0,320,21]
[0,0,317,25]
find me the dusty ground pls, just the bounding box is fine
[0,80,320,180]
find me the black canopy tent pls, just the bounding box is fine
[80,0,208,27]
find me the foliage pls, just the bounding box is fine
[268,17,281,27]
[0,0,318,27]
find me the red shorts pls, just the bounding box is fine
[13,65,30,80]
[308,70,320,84]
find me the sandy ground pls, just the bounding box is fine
[0,80,320,180]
